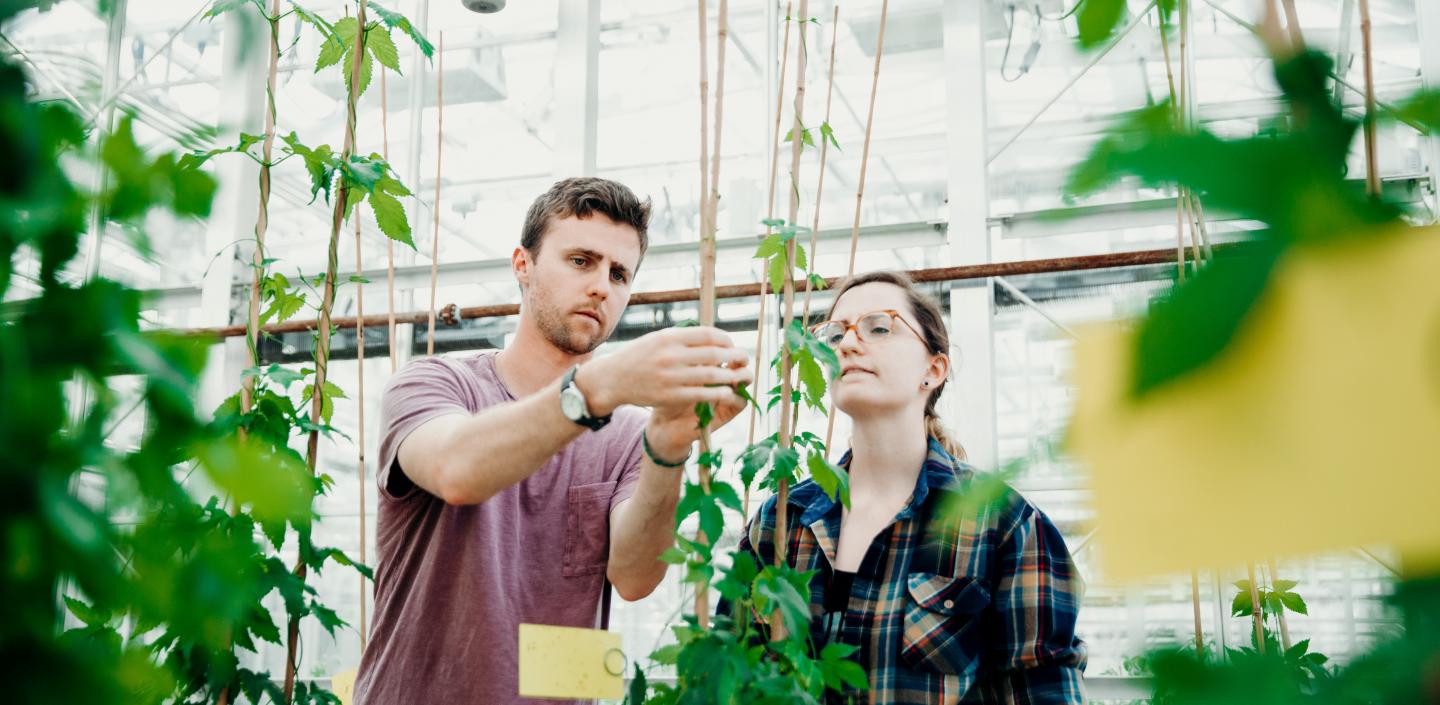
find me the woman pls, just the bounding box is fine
[739,271,1086,704]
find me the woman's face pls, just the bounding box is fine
[823,282,947,419]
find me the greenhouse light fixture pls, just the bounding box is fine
[462,0,506,12]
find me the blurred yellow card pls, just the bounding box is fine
[1069,227,1440,582]
[330,668,356,705]
[518,623,625,700]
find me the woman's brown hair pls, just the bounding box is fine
[827,270,966,460]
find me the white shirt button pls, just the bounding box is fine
[943,599,955,609]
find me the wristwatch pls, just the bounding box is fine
[559,364,611,431]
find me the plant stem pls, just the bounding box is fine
[773,0,809,642]
[1247,563,1267,655]
[791,4,841,440]
[742,0,793,518]
[241,0,283,424]
[288,2,369,701]
[1190,570,1205,656]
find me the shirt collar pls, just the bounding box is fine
[788,436,970,525]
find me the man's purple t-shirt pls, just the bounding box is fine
[353,352,647,705]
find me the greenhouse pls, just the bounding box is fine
[2,0,1437,703]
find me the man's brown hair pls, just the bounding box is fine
[520,177,652,262]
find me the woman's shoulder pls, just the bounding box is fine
[937,465,1050,537]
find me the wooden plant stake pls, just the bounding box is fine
[426,32,445,356]
[742,0,793,519]
[1358,0,1380,197]
[289,2,369,701]
[381,70,397,371]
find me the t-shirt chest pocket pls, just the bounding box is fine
[564,480,616,578]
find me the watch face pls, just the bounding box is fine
[560,387,586,420]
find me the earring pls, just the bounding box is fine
[922,381,930,388]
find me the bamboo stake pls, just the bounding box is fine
[1156,3,1188,283]
[1190,570,1205,656]
[1358,0,1381,197]
[381,69,397,372]
[824,0,891,454]
[692,0,721,630]
[427,32,445,356]
[1279,0,1305,49]
[790,5,842,441]
[354,203,369,649]
[1246,563,1267,654]
[241,0,283,423]
[288,2,368,701]
[742,1,793,519]
[772,0,810,643]
[221,5,282,702]
[1178,0,1202,269]
[843,0,890,278]
[1267,559,1292,650]
[798,5,841,331]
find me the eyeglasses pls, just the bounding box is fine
[809,309,924,348]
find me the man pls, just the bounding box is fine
[353,178,750,704]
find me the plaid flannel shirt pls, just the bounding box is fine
[738,438,1087,705]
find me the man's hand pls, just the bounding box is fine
[644,384,749,463]
[573,326,751,417]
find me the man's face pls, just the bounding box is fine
[515,214,641,355]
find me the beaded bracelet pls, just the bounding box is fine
[642,430,690,468]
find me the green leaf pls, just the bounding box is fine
[739,439,775,489]
[193,436,313,528]
[366,25,401,72]
[315,16,353,70]
[694,401,714,429]
[369,187,415,248]
[204,0,252,18]
[819,121,841,150]
[348,275,370,284]
[754,233,786,260]
[63,596,111,627]
[1285,639,1311,661]
[626,664,647,705]
[768,446,800,488]
[767,253,787,294]
[807,450,851,509]
[1393,90,1440,134]
[1280,591,1309,616]
[1272,579,1298,592]
[367,0,435,57]
[1231,590,1254,617]
[709,482,742,513]
[796,350,826,409]
[658,547,687,565]
[1132,242,1284,398]
[1076,0,1127,49]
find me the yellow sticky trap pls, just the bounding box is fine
[330,668,357,705]
[518,623,625,700]
[1069,227,1440,582]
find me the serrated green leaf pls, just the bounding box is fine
[807,450,850,509]
[1231,589,1254,617]
[316,16,354,70]
[1076,0,1127,49]
[768,253,787,294]
[369,188,415,248]
[366,24,401,72]
[1132,242,1284,397]
[368,0,435,56]
[1280,591,1309,615]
